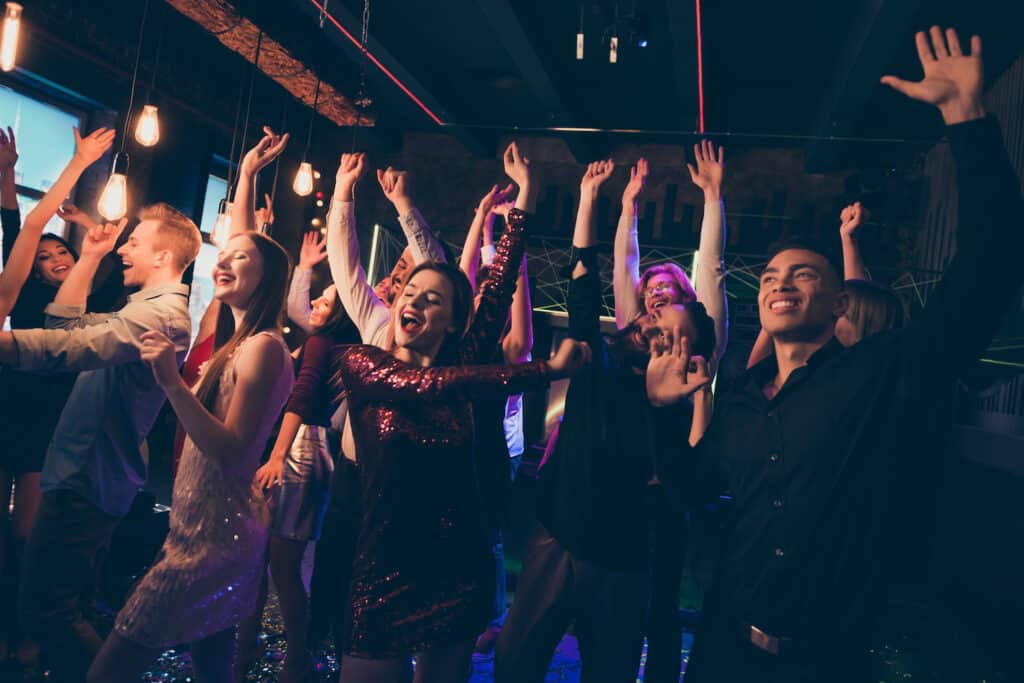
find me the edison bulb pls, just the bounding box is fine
[0,3,22,73]
[98,173,128,221]
[293,162,314,197]
[134,105,160,147]
[210,201,233,248]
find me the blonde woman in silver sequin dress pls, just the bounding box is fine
[87,231,295,683]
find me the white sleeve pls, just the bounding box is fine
[694,200,728,364]
[613,210,642,329]
[399,208,447,264]
[286,267,314,334]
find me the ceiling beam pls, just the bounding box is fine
[803,0,922,172]
[472,0,596,162]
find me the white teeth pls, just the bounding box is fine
[770,300,798,312]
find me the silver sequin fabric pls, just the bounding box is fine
[268,423,335,541]
[114,331,295,648]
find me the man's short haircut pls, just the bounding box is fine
[138,203,202,272]
[765,234,844,285]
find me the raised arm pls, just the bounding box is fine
[838,202,869,281]
[288,231,328,333]
[141,330,290,465]
[377,167,447,264]
[503,254,533,363]
[461,184,513,284]
[53,218,126,308]
[614,158,646,328]
[458,143,536,363]
[0,126,20,263]
[882,29,1023,382]
[231,126,289,237]
[325,153,391,345]
[688,140,729,364]
[0,127,114,319]
[340,338,587,404]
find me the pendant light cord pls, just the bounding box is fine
[236,31,263,176]
[304,78,320,159]
[120,0,151,153]
[146,1,165,100]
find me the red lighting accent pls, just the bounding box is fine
[316,191,324,199]
[308,0,445,126]
[695,0,706,133]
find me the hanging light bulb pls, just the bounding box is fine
[609,35,619,64]
[293,161,314,197]
[210,198,233,247]
[98,153,129,221]
[576,4,584,60]
[0,2,22,72]
[134,104,160,147]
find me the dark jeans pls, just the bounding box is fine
[18,489,120,683]
[495,525,648,683]
[309,457,362,656]
[645,515,688,683]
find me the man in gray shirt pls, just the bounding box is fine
[0,203,201,682]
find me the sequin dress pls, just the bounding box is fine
[114,331,294,648]
[337,209,545,657]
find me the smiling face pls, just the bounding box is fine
[34,238,76,286]
[374,247,414,307]
[116,220,165,288]
[392,268,456,357]
[211,234,265,309]
[758,248,846,343]
[310,284,338,329]
[643,272,688,315]
[644,304,700,354]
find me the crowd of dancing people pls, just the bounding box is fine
[0,26,1020,683]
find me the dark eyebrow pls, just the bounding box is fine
[790,263,821,273]
[761,266,779,275]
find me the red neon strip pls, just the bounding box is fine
[308,0,445,126]
[695,0,705,133]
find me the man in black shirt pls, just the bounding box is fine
[647,27,1023,682]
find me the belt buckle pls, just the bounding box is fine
[749,624,780,655]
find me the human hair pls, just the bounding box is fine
[138,203,202,272]
[194,232,291,410]
[843,279,904,341]
[315,288,359,343]
[607,300,716,369]
[397,261,474,366]
[765,235,843,286]
[637,262,696,306]
[686,300,716,360]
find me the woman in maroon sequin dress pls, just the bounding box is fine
[334,145,589,682]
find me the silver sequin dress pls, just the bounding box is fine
[114,331,294,648]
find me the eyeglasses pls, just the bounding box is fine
[644,282,675,297]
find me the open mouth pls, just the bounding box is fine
[768,298,800,313]
[214,272,236,286]
[399,308,424,334]
[52,264,70,275]
[648,297,669,311]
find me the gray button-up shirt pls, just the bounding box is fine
[12,282,191,517]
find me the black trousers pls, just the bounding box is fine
[645,515,688,683]
[495,525,648,683]
[18,489,121,683]
[308,457,363,656]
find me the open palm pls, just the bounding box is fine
[881,27,983,124]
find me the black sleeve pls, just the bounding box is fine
[567,268,603,346]
[900,116,1024,391]
[1,206,21,265]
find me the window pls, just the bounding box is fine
[0,85,83,275]
[187,174,228,341]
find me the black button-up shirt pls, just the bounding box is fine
[694,116,1023,652]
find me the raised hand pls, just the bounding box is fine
[687,139,724,201]
[502,142,532,189]
[881,27,984,125]
[376,165,412,213]
[839,201,864,238]
[334,152,367,201]
[298,230,328,269]
[137,330,182,388]
[580,159,614,200]
[477,182,515,215]
[254,458,286,489]
[73,126,116,166]
[0,126,17,171]
[80,219,127,261]
[622,158,648,209]
[645,330,711,406]
[254,192,275,227]
[547,338,592,378]
[56,203,101,232]
[240,126,290,177]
